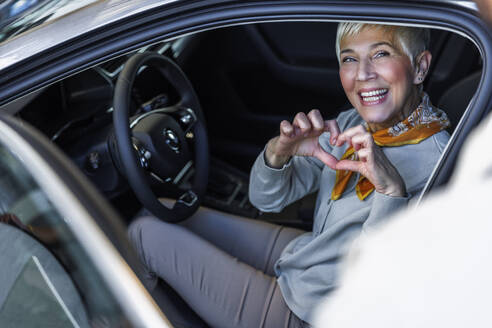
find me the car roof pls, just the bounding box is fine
[0,0,177,71]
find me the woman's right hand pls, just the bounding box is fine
[265,109,341,169]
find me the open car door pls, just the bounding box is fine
[0,113,171,327]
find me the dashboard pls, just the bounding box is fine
[12,38,193,198]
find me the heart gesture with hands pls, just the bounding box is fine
[265,109,340,169]
[265,109,406,197]
[335,125,406,197]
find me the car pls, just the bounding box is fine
[0,0,489,327]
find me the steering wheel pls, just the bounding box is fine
[112,52,209,222]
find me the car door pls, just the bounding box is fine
[0,113,171,327]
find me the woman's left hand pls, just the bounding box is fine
[335,125,406,197]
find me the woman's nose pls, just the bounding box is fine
[356,59,377,81]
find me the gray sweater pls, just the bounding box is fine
[249,108,450,324]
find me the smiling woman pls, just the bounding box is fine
[338,24,432,131]
[128,22,451,328]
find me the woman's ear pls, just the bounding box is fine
[413,50,432,85]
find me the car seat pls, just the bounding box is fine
[0,222,90,327]
[437,70,481,134]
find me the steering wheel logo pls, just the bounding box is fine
[164,128,180,153]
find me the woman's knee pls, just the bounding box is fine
[128,216,196,266]
[128,216,166,289]
[128,216,160,251]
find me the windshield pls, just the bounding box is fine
[0,0,98,44]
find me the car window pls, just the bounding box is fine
[0,142,130,327]
[5,21,483,231]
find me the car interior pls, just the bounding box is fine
[10,21,481,228]
[0,20,483,326]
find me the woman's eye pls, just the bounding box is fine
[342,57,356,63]
[374,51,390,59]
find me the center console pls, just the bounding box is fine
[203,158,259,218]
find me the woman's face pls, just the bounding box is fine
[339,27,420,131]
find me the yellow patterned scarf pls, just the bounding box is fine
[331,93,450,201]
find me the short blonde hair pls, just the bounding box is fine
[335,23,430,65]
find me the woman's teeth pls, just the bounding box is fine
[360,89,388,102]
